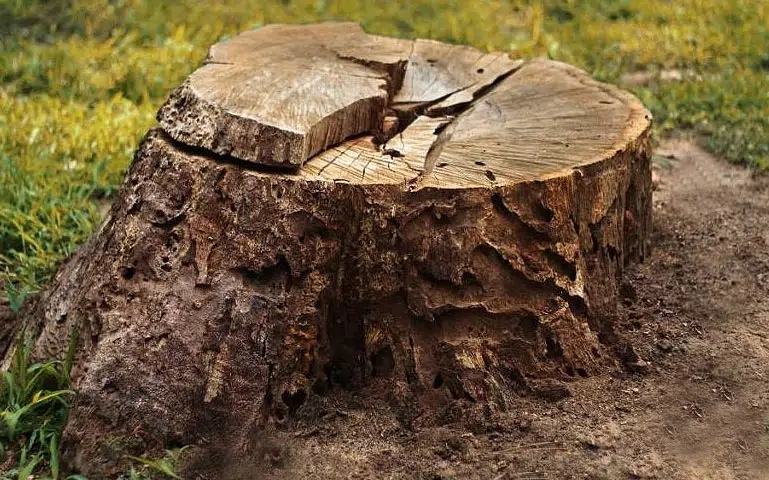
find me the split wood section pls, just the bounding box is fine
[10,23,652,475]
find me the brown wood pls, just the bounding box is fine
[7,23,652,476]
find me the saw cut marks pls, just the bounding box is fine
[159,23,649,191]
[392,39,523,110]
[261,60,649,189]
[411,60,651,188]
[157,23,412,167]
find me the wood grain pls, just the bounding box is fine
[158,23,649,194]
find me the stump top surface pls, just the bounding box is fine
[158,22,650,189]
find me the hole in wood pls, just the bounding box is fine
[370,346,394,377]
[545,335,564,359]
[433,374,444,389]
[273,408,286,422]
[544,250,577,281]
[382,148,403,158]
[281,389,307,414]
[533,202,555,223]
[120,266,136,280]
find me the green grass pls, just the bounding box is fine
[1,0,768,476]
[0,331,184,479]
[0,328,77,479]
[126,448,189,480]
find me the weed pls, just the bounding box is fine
[126,447,190,479]
[2,284,30,314]
[0,329,78,478]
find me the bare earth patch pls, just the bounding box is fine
[203,138,769,480]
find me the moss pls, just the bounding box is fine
[1,0,767,293]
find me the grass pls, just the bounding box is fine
[0,327,184,478]
[126,448,189,480]
[0,0,767,477]
[0,328,77,479]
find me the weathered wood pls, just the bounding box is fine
[9,23,652,477]
[157,23,527,169]
[157,23,412,167]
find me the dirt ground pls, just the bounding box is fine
[215,138,769,480]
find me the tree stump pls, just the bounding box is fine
[8,23,652,476]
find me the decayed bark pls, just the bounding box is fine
[8,23,652,477]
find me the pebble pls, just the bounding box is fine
[656,339,674,352]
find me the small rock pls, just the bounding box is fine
[619,344,651,374]
[626,358,651,374]
[652,170,661,190]
[656,339,674,352]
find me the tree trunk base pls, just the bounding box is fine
[6,23,652,477]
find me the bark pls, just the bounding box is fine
[6,22,652,477]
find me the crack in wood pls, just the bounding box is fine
[17,28,653,472]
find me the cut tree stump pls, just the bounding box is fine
[6,23,652,477]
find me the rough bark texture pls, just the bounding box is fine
[5,23,652,477]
